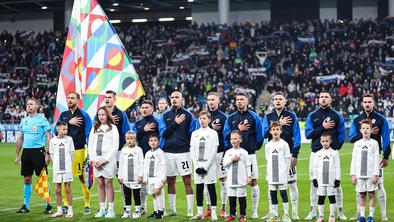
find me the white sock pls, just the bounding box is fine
[57,206,62,213]
[289,182,299,215]
[135,206,141,212]
[162,187,166,211]
[100,202,106,210]
[169,194,176,212]
[211,206,217,216]
[283,202,289,215]
[187,194,194,213]
[336,186,343,212]
[369,207,375,217]
[329,204,336,217]
[355,192,360,213]
[153,198,158,212]
[220,181,227,209]
[318,205,324,218]
[272,204,279,217]
[360,206,366,217]
[251,185,260,214]
[125,205,131,212]
[267,187,272,212]
[108,202,114,210]
[156,192,164,211]
[378,183,386,216]
[204,184,211,208]
[68,206,73,213]
[140,184,147,210]
[197,206,203,215]
[310,182,317,210]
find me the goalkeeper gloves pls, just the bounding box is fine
[313,179,318,188]
[334,179,340,188]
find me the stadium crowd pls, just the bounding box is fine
[1,18,394,123]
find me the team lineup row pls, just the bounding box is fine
[14,90,391,222]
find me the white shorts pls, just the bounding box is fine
[147,183,164,195]
[53,172,73,183]
[317,186,336,196]
[309,152,315,179]
[268,184,288,191]
[249,154,258,179]
[194,162,217,184]
[227,186,247,197]
[288,166,297,182]
[216,152,227,179]
[123,182,142,189]
[356,178,378,192]
[165,152,192,177]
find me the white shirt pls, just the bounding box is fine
[313,147,340,186]
[190,127,219,170]
[223,147,251,187]
[118,145,144,183]
[88,124,119,163]
[143,148,166,183]
[265,139,291,185]
[49,136,74,174]
[350,138,380,179]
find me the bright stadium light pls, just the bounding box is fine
[109,8,115,12]
[144,7,150,10]
[132,19,148,23]
[110,20,121,24]
[112,2,119,6]
[179,6,185,9]
[188,0,194,2]
[41,6,47,9]
[186,17,193,21]
[159,17,175,22]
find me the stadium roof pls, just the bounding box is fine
[0,0,263,14]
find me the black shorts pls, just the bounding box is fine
[21,148,46,177]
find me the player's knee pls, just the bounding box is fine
[24,176,32,184]
[167,176,176,184]
[78,175,85,183]
[359,192,366,198]
[182,175,192,185]
[104,179,113,188]
[328,195,336,204]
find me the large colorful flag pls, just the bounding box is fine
[54,0,144,120]
[33,168,51,203]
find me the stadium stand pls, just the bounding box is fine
[0,19,393,123]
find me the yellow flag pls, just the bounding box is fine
[33,167,51,203]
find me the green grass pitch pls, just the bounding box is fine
[0,143,392,221]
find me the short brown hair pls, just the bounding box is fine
[56,121,68,127]
[235,92,249,99]
[199,110,211,119]
[363,94,374,101]
[360,119,372,128]
[68,91,81,100]
[321,131,332,139]
[141,100,154,106]
[269,121,282,130]
[105,90,117,96]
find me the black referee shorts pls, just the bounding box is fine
[21,148,46,177]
